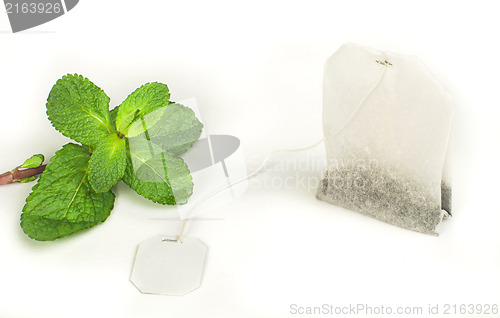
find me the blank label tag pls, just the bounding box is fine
[130,236,207,296]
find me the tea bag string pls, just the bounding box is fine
[176,60,390,242]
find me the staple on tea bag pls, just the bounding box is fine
[317,43,453,235]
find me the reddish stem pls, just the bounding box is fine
[0,165,47,185]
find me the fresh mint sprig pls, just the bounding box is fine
[3,74,203,241]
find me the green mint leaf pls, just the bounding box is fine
[110,106,119,131]
[21,143,115,241]
[111,105,164,138]
[123,139,193,205]
[19,176,37,183]
[115,82,170,137]
[21,154,44,169]
[20,215,103,242]
[146,103,203,155]
[88,134,127,193]
[46,74,113,147]
[126,107,167,138]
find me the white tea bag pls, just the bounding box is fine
[317,43,453,235]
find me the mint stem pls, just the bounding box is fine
[0,165,46,185]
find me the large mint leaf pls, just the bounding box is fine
[88,133,127,193]
[21,143,115,241]
[46,74,113,147]
[147,103,204,155]
[20,215,102,242]
[115,82,170,137]
[123,138,193,205]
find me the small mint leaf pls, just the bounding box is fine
[115,82,170,137]
[21,154,44,169]
[46,74,113,147]
[19,176,36,183]
[110,106,119,131]
[88,134,127,193]
[21,143,115,241]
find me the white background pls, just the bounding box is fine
[1,1,499,317]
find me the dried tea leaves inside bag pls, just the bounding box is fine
[317,43,453,235]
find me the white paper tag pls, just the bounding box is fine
[130,236,207,296]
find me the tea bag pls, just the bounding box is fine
[317,43,453,235]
